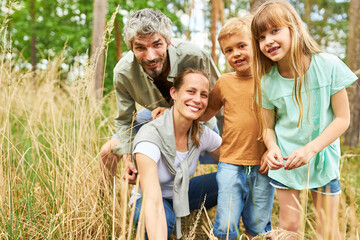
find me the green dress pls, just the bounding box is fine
[262,53,357,190]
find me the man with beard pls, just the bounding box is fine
[100,8,220,185]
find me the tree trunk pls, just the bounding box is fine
[30,0,36,74]
[91,0,107,101]
[249,0,267,14]
[227,0,232,17]
[344,0,360,147]
[114,16,122,62]
[186,0,195,39]
[218,0,225,26]
[211,0,218,64]
[304,0,312,31]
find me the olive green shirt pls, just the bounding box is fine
[112,39,220,155]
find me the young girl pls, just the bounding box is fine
[251,0,357,239]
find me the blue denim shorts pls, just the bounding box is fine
[270,178,341,195]
[213,162,275,238]
[113,108,219,164]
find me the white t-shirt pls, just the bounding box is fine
[129,126,221,205]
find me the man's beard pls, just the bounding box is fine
[142,57,167,78]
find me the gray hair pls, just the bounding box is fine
[123,8,173,50]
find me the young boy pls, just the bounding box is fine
[200,16,274,239]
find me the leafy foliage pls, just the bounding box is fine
[3,0,185,94]
[289,0,350,59]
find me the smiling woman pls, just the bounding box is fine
[130,68,221,240]
[171,70,210,132]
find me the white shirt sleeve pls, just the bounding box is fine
[200,126,222,153]
[133,141,162,164]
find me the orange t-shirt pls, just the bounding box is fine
[208,72,266,165]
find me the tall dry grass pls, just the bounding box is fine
[0,9,132,239]
[1,7,359,240]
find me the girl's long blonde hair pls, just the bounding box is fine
[251,0,322,135]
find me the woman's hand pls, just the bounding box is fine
[266,146,285,170]
[151,107,168,119]
[284,144,317,170]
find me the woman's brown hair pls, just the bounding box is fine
[173,68,210,148]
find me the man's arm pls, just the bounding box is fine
[112,77,138,156]
[112,73,139,184]
[122,154,137,184]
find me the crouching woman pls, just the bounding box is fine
[131,68,221,239]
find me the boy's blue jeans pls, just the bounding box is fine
[132,172,218,238]
[213,162,275,238]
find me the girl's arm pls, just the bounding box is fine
[262,108,285,170]
[135,153,167,239]
[285,88,350,170]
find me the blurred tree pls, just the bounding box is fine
[290,0,350,57]
[211,0,219,64]
[210,0,225,64]
[5,0,184,95]
[186,0,195,39]
[249,0,266,13]
[92,0,107,101]
[8,0,93,69]
[114,3,123,62]
[223,0,250,18]
[219,0,225,26]
[303,0,312,30]
[344,0,360,147]
[30,0,36,73]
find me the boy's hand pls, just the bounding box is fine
[258,150,269,174]
[284,144,316,170]
[266,146,285,170]
[151,107,168,119]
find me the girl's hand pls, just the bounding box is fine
[284,144,316,170]
[266,147,285,170]
[151,107,168,119]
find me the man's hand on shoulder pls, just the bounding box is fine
[151,107,168,119]
[122,154,138,184]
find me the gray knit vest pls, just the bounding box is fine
[133,107,203,239]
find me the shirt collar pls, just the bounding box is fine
[167,43,178,80]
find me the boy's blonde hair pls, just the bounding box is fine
[251,0,322,134]
[218,15,252,53]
